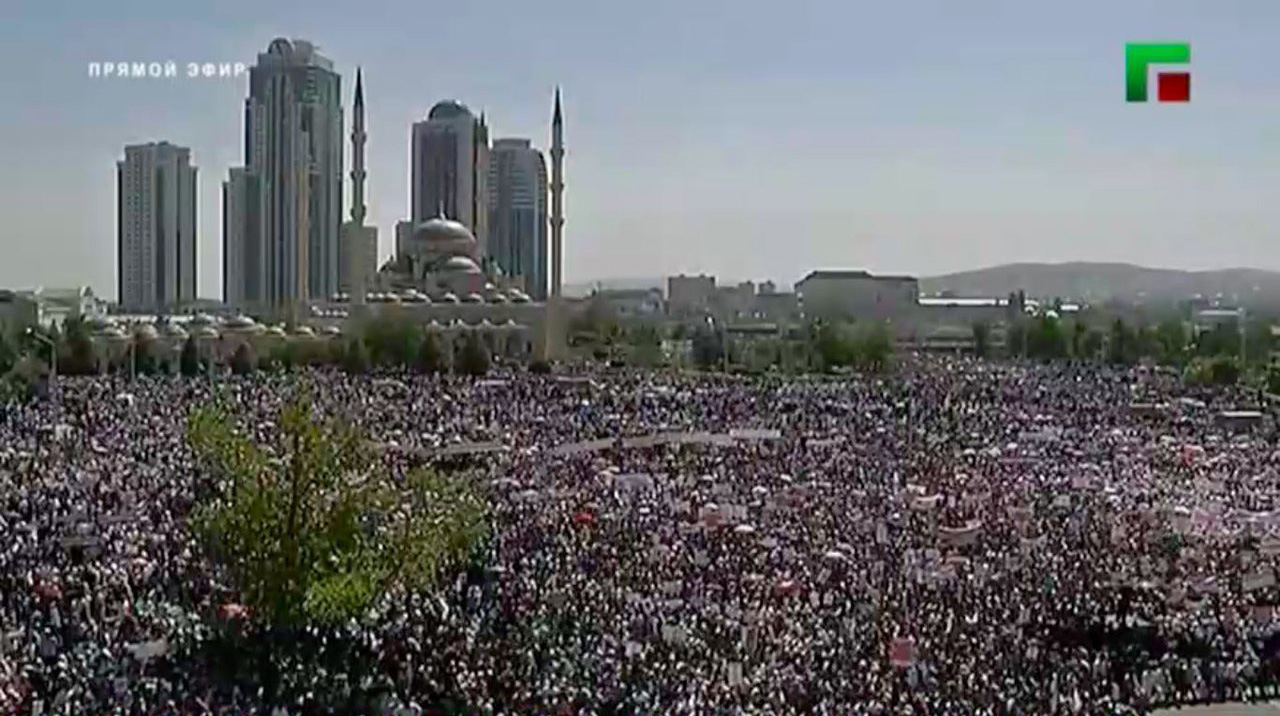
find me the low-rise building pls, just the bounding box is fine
[795,270,919,322]
[667,274,716,317]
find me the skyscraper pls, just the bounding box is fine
[339,68,377,304]
[487,138,548,299]
[224,38,342,311]
[410,100,489,254]
[117,142,197,311]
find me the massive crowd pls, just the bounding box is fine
[1,357,1279,714]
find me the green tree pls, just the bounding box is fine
[1245,317,1274,366]
[187,396,488,627]
[361,314,421,368]
[1154,318,1189,366]
[691,328,726,371]
[813,322,853,370]
[180,336,202,377]
[2,355,47,403]
[1069,320,1089,360]
[57,317,95,375]
[1081,327,1105,361]
[1267,366,1280,396]
[628,324,664,367]
[230,343,257,375]
[456,333,491,377]
[0,328,15,376]
[1026,315,1068,360]
[1006,320,1028,359]
[416,333,447,374]
[133,338,159,375]
[1195,322,1240,359]
[851,322,894,372]
[1187,356,1241,386]
[971,322,991,358]
[1108,318,1137,365]
[341,338,371,375]
[272,342,299,372]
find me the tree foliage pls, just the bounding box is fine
[690,328,725,371]
[56,317,95,376]
[341,338,371,375]
[416,333,447,374]
[971,322,991,358]
[1267,366,1280,396]
[1025,316,1068,361]
[187,395,488,628]
[457,333,491,377]
[180,336,202,377]
[230,343,257,376]
[133,338,159,375]
[361,314,420,368]
[1186,356,1241,387]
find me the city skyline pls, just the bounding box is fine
[2,0,1279,301]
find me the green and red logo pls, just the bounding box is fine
[1126,43,1190,102]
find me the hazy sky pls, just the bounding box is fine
[1,0,1276,299]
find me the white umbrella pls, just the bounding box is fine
[734,524,756,535]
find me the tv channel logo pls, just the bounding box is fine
[1126,43,1190,103]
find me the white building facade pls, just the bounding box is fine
[117,142,197,310]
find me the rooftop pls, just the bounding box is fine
[799,270,918,283]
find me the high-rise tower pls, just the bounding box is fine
[340,68,377,305]
[223,38,343,312]
[411,100,489,254]
[487,138,548,299]
[118,142,197,311]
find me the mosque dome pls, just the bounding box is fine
[442,255,482,274]
[268,38,293,55]
[264,326,287,338]
[508,291,530,304]
[162,323,188,340]
[322,325,342,336]
[439,292,459,304]
[462,292,484,304]
[292,325,315,337]
[414,216,477,257]
[194,325,220,339]
[134,323,160,341]
[428,100,473,120]
[223,315,257,331]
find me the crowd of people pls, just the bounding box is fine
[2,356,1280,714]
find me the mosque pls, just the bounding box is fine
[310,77,568,361]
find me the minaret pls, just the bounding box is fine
[542,86,566,361]
[341,67,377,312]
[351,67,367,227]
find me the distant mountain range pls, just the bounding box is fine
[920,262,1280,305]
[568,263,1280,308]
